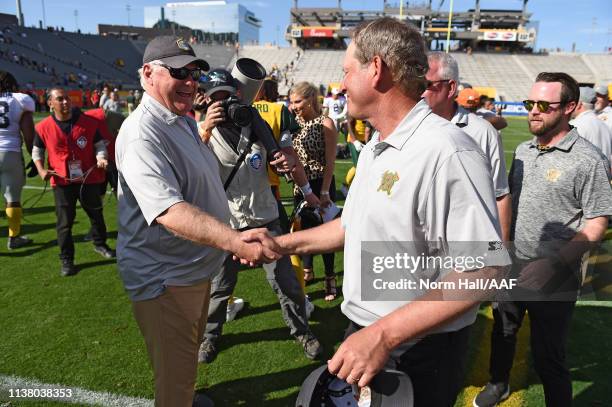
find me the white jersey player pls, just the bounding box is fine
[323,88,348,132]
[0,71,34,249]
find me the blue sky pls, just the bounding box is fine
[2,0,611,52]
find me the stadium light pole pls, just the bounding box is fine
[126,4,131,26]
[41,0,47,28]
[445,0,454,53]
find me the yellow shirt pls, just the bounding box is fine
[348,119,367,143]
[253,100,283,187]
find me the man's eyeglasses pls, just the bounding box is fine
[426,79,451,90]
[158,63,203,81]
[522,99,562,112]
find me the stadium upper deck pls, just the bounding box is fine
[287,0,536,52]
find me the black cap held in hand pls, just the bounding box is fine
[143,36,209,71]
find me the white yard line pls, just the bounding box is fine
[0,375,153,406]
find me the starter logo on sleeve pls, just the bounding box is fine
[76,136,88,149]
[249,153,263,171]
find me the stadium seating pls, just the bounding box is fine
[519,53,594,84]
[451,53,532,101]
[2,22,611,101]
[288,49,345,94]
[583,54,612,83]
[0,25,141,87]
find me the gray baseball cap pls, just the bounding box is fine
[594,84,609,96]
[579,87,596,104]
[143,36,209,70]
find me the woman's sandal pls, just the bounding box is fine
[324,276,337,302]
[304,269,315,284]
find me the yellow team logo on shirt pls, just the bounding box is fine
[378,171,399,196]
[545,168,562,182]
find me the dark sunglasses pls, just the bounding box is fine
[522,99,562,112]
[159,64,203,81]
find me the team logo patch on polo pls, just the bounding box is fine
[377,170,399,196]
[545,168,561,182]
[249,153,263,170]
[76,136,88,149]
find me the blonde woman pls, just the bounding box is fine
[289,81,338,301]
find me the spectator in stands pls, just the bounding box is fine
[32,87,115,276]
[115,36,276,407]
[289,81,338,301]
[423,52,512,240]
[195,69,322,364]
[272,18,508,405]
[570,86,612,164]
[475,72,612,407]
[103,91,123,114]
[594,84,612,131]
[0,70,34,250]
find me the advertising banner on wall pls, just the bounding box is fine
[482,31,517,42]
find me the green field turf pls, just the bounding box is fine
[1,116,610,406]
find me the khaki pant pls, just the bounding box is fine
[132,280,211,407]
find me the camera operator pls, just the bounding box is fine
[193,69,323,364]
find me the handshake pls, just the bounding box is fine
[230,228,286,266]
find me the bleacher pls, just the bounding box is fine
[2,22,612,101]
[289,49,344,92]
[583,54,612,83]
[1,25,142,87]
[451,53,532,101]
[519,53,594,84]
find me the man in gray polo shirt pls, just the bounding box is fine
[269,18,510,406]
[115,36,278,407]
[475,72,612,407]
[423,51,511,241]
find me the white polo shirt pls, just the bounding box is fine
[451,106,510,198]
[341,99,508,333]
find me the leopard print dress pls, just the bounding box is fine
[292,114,327,196]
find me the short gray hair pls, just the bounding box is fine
[427,51,459,82]
[138,60,164,89]
[351,17,428,99]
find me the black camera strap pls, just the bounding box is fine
[223,138,255,190]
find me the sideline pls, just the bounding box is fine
[0,375,153,407]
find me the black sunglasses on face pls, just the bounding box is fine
[159,64,203,81]
[522,99,562,112]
